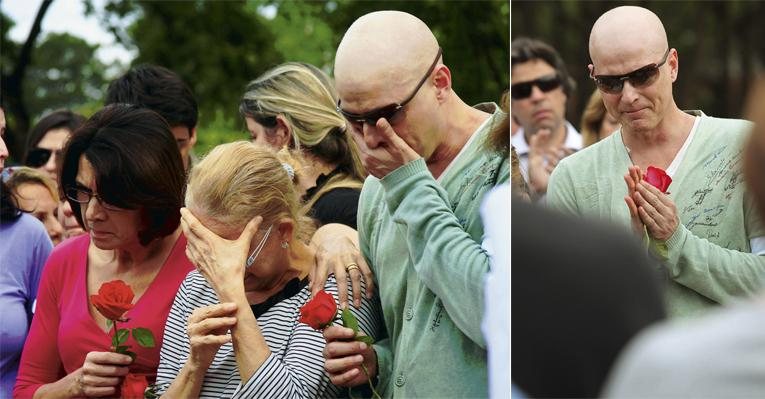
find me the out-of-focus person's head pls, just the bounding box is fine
[334,11,450,162]
[744,77,765,220]
[511,37,574,137]
[5,166,64,244]
[581,89,620,147]
[0,107,8,172]
[105,64,198,171]
[589,6,677,134]
[185,141,315,286]
[239,62,365,181]
[58,198,86,240]
[24,110,86,183]
[60,104,186,248]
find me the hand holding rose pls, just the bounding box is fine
[623,165,679,241]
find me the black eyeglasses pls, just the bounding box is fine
[510,74,562,100]
[337,47,443,127]
[25,147,62,168]
[65,187,125,211]
[591,48,671,94]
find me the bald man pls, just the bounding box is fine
[322,10,508,397]
[548,6,765,318]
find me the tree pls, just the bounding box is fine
[1,0,54,159]
[23,33,109,121]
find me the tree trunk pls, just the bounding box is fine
[1,0,54,160]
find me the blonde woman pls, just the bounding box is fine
[580,89,620,147]
[240,62,366,229]
[156,141,382,398]
[5,166,64,244]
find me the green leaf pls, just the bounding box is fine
[341,308,359,334]
[105,319,113,329]
[115,328,129,345]
[124,350,137,363]
[355,335,375,345]
[132,328,156,348]
[114,345,131,354]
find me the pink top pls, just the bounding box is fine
[14,234,193,398]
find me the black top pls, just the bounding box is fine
[304,168,361,229]
[250,277,309,318]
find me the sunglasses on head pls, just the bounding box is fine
[510,74,562,100]
[25,147,62,168]
[337,47,443,127]
[591,48,671,94]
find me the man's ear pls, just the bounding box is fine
[274,115,293,148]
[433,65,452,102]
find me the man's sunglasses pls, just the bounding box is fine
[510,74,562,100]
[337,47,443,127]
[25,147,62,168]
[591,48,671,94]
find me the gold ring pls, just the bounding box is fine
[346,263,359,272]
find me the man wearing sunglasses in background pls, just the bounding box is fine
[548,6,765,319]
[511,37,582,200]
[322,10,508,398]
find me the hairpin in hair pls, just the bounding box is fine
[282,163,295,180]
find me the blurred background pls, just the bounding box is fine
[1,0,509,162]
[512,0,765,131]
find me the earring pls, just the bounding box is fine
[281,241,289,249]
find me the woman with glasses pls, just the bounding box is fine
[14,105,194,398]
[154,141,382,398]
[24,109,88,242]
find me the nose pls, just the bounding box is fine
[46,215,64,244]
[361,123,386,149]
[620,81,640,104]
[84,196,107,224]
[529,84,547,102]
[0,136,8,168]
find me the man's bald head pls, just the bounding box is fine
[335,11,440,100]
[589,6,668,67]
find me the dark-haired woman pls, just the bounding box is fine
[14,105,193,398]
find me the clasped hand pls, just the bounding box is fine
[623,165,679,241]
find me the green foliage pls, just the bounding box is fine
[131,327,156,348]
[23,33,109,120]
[194,110,246,157]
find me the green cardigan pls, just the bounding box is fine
[358,105,508,397]
[548,111,765,318]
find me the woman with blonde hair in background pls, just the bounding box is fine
[240,62,366,229]
[155,141,382,398]
[4,167,64,245]
[580,89,620,148]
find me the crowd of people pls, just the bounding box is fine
[512,5,765,398]
[3,3,765,399]
[1,10,510,399]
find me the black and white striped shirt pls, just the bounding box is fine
[155,271,383,398]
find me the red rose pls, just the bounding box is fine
[644,166,672,194]
[120,373,148,399]
[90,280,135,321]
[299,290,337,330]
